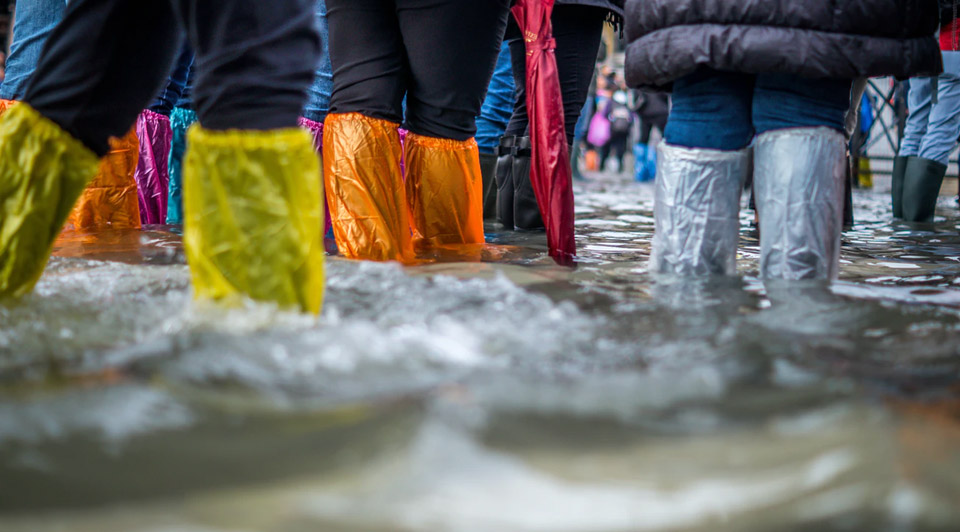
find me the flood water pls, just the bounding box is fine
[2,174,960,531]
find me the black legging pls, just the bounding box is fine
[24,0,320,156]
[326,0,511,141]
[504,4,607,144]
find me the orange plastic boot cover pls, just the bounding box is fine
[322,112,412,262]
[67,128,142,230]
[404,133,485,248]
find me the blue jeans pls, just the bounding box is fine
[899,53,960,165]
[664,71,852,150]
[301,0,332,123]
[1,0,67,101]
[149,44,194,115]
[475,42,514,154]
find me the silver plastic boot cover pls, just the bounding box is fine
[754,127,846,281]
[650,143,750,276]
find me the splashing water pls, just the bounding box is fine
[1,175,960,531]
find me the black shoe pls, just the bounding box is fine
[512,136,544,231]
[479,151,498,221]
[891,155,909,219]
[902,156,947,222]
[495,136,517,229]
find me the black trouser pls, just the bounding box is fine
[325,0,511,141]
[24,0,320,156]
[504,5,606,144]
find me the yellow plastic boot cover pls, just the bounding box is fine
[323,112,412,262]
[0,103,100,298]
[67,128,142,229]
[404,133,485,248]
[182,126,324,314]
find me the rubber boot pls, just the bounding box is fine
[323,112,412,262]
[495,135,517,229]
[0,104,100,299]
[513,136,544,231]
[134,109,172,224]
[901,156,947,222]
[183,126,324,314]
[404,133,485,249]
[166,106,198,225]
[68,127,142,230]
[890,155,908,219]
[754,128,846,280]
[650,143,749,276]
[479,151,498,220]
[571,142,583,181]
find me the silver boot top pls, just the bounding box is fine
[650,143,750,277]
[753,127,846,281]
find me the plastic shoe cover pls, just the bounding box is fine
[323,112,412,262]
[166,107,198,225]
[134,110,172,224]
[0,103,100,298]
[298,116,334,238]
[404,132,485,248]
[754,127,846,281]
[67,128,142,230]
[183,126,324,314]
[0,99,17,115]
[650,143,749,276]
[512,137,544,231]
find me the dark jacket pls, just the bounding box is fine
[624,0,942,91]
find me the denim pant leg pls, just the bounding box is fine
[663,70,755,150]
[900,77,933,157]
[0,0,67,101]
[917,73,960,164]
[475,42,514,154]
[752,74,851,135]
[149,43,194,116]
[302,0,332,123]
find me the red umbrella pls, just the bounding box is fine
[511,0,577,265]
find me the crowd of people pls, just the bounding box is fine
[0,0,952,315]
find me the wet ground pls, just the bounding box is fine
[2,173,960,531]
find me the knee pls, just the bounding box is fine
[404,99,477,141]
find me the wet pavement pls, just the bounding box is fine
[1,173,960,531]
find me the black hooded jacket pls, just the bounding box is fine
[624,0,942,90]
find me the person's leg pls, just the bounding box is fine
[24,0,181,156]
[324,0,410,262]
[476,42,514,220]
[171,0,324,313]
[302,0,332,124]
[893,77,933,218]
[0,0,67,101]
[149,44,194,116]
[398,0,510,248]
[904,65,960,222]
[653,70,753,276]
[0,0,181,299]
[751,74,851,280]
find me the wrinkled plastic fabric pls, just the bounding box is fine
[298,116,334,238]
[166,107,198,225]
[323,112,412,262]
[0,99,17,115]
[135,110,172,224]
[0,103,100,298]
[183,126,325,314]
[650,142,749,276]
[67,128,142,230]
[754,128,846,281]
[633,142,657,182]
[404,132,485,249]
[512,0,577,264]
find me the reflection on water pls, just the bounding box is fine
[1,176,960,531]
